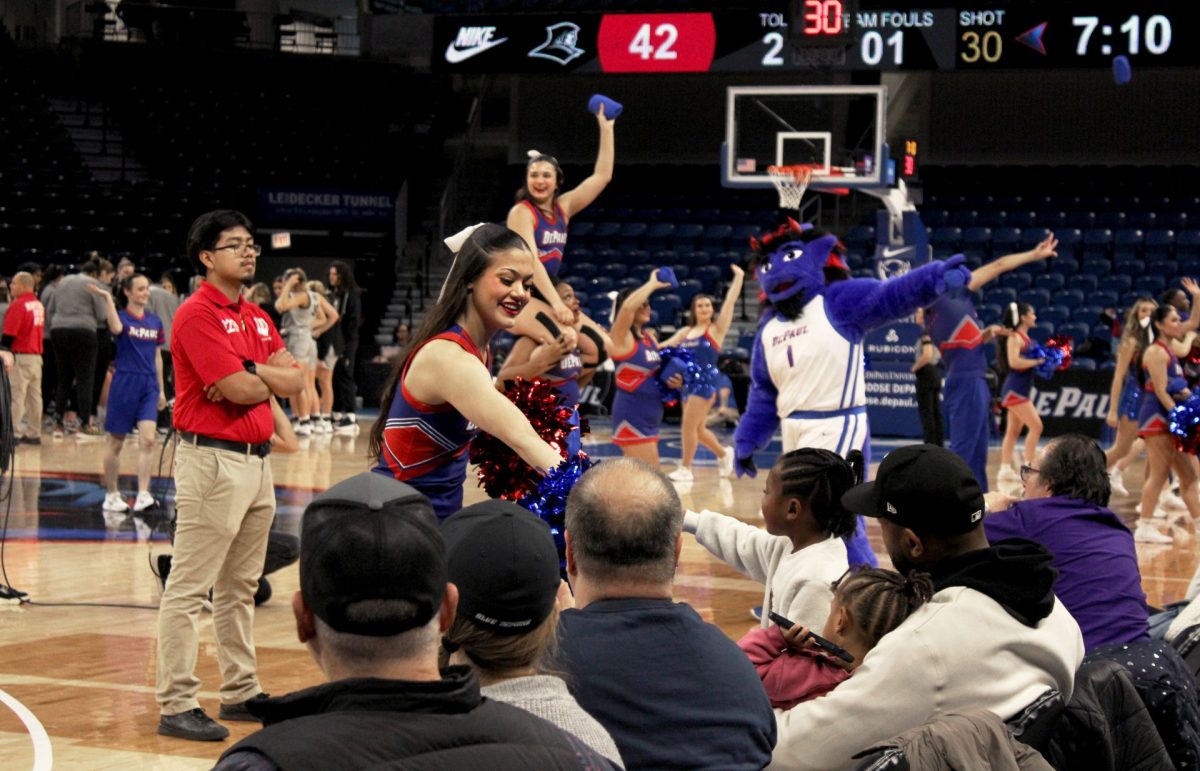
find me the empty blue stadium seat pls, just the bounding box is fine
[619,222,648,246]
[651,294,682,325]
[1081,229,1113,261]
[999,273,1032,290]
[670,264,691,280]
[588,276,614,292]
[1129,212,1159,230]
[970,304,998,326]
[1071,357,1097,370]
[1057,322,1091,342]
[1134,275,1166,295]
[678,251,708,269]
[1120,291,1144,309]
[693,266,721,293]
[963,226,993,249]
[570,221,595,241]
[1048,257,1079,276]
[1067,211,1096,229]
[625,249,651,270]
[677,279,704,304]
[570,262,598,280]
[1090,325,1114,345]
[591,221,622,250]
[1008,211,1038,229]
[616,277,640,291]
[1038,274,1066,291]
[1024,288,1051,307]
[1080,259,1110,276]
[1092,289,1120,307]
[1178,230,1200,260]
[730,224,760,248]
[1144,229,1175,260]
[931,226,963,253]
[845,224,876,250]
[1072,275,1098,293]
[983,287,1017,306]
[1147,260,1176,278]
[1098,275,1131,293]
[920,210,950,227]
[1030,324,1054,343]
[993,227,1021,251]
[1074,304,1103,322]
[1022,225,1051,249]
[643,223,675,250]
[977,210,1007,228]
[1096,211,1127,230]
[948,210,978,227]
[1111,260,1146,278]
[1161,212,1189,231]
[672,223,704,251]
[1055,228,1084,258]
[1039,306,1070,326]
[1052,289,1085,307]
[1035,211,1067,229]
[1112,228,1144,262]
[600,263,626,281]
[700,224,732,252]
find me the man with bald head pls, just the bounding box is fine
[558,458,776,770]
[2,272,45,444]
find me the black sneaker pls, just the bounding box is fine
[254,576,272,606]
[19,436,41,446]
[219,692,270,722]
[158,708,230,741]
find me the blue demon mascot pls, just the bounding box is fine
[734,221,972,565]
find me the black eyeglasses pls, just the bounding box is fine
[212,243,262,256]
[1019,464,1040,483]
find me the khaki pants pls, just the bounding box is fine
[156,441,275,715]
[11,353,42,439]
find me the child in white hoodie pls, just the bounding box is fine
[684,448,862,632]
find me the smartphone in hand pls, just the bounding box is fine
[767,611,855,663]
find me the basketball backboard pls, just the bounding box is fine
[723,85,888,190]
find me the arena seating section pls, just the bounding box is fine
[0,25,445,345]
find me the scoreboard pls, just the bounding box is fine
[435,2,1196,73]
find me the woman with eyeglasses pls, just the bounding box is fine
[1134,300,1200,543]
[275,268,337,437]
[506,103,616,386]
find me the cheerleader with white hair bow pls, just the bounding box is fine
[507,99,617,380]
[995,300,1045,493]
[370,223,566,520]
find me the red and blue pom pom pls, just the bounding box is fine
[658,346,719,400]
[1032,335,1073,380]
[1170,396,1200,455]
[469,377,594,567]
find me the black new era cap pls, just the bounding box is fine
[301,472,445,637]
[841,444,985,536]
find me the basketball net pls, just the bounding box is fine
[767,165,817,212]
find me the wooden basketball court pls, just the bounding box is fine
[0,423,1193,768]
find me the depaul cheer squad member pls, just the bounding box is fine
[156,210,302,742]
[371,223,566,520]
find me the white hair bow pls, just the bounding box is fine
[527,149,542,159]
[444,222,487,255]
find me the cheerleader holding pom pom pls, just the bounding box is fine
[370,223,568,520]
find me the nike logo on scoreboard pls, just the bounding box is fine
[445,26,508,63]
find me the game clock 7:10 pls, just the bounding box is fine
[1072,14,1172,57]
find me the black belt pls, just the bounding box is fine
[179,431,271,458]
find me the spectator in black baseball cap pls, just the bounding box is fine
[441,500,624,767]
[214,472,618,771]
[769,444,1084,769]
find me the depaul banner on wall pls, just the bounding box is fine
[256,187,395,226]
[1032,370,1111,438]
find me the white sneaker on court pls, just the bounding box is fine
[133,491,157,512]
[1134,520,1174,544]
[668,466,694,482]
[103,492,130,512]
[1163,490,1188,511]
[997,465,1022,494]
[1109,468,1129,497]
[719,448,735,478]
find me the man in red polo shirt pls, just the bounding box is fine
[157,210,302,742]
[1,272,45,445]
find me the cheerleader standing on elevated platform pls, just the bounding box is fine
[370,224,566,520]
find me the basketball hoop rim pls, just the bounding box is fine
[767,164,819,181]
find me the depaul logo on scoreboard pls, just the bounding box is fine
[445,25,509,64]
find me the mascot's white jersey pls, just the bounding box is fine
[760,294,865,415]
